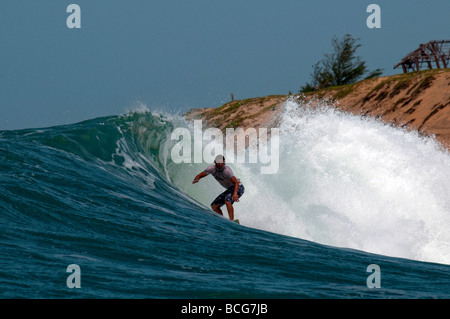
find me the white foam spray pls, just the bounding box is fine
[168,98,450,265]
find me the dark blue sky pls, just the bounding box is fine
[1,0,448,130]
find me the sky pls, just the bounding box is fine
[0,0,448,130]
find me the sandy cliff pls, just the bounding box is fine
[185,68,450,149]
[185,95,287,131]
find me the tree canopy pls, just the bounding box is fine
[300,34,383,92]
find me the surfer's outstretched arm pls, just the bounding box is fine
[192,171,207,184]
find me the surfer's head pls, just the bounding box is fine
[214,155,225,169]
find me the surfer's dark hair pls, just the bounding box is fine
[214,155,225,163]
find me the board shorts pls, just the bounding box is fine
[211,184,245,207]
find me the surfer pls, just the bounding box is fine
[192,155,244,221]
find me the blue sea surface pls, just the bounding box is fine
[0,108,449,299]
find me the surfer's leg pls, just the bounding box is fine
[211,204,223,216]
[223,185,244,221]
[225,201,234,220]
[211,191,227,216]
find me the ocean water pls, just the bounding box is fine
[0,98,449,299]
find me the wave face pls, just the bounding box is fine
[1,102,449,298]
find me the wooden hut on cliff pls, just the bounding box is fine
[394,40,450,73]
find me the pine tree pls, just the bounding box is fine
[300,34,382,92]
